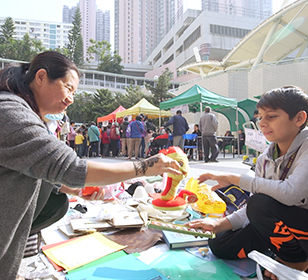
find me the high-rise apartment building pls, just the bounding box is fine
[62,5,77,24]
[201,0,272,18]
[96,10,110,43]
[62,1,110,60]
[114,0,183,64]
[79,0,96,59]
[0,17,72,50]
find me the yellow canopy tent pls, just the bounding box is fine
[115,98,172,119]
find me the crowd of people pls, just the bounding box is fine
[60,105,256,162]
[59,113,173,160]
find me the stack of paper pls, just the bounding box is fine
[42,232,126,271]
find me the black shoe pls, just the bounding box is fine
[209,159,219,163]
[204,158,210,163]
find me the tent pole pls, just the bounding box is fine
[236,107,240,157]
[159,110,161,128]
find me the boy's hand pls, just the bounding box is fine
[198,173,241,191]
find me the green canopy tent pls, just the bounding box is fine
[237,98,258,120]
[159,84,242,131]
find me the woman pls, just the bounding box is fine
[127,115,145,160]
[0,51,179,279]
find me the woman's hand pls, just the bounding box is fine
[59,185,106,201]
[198,173,241,191]
[78,187,105,201]
[133,153,181,177]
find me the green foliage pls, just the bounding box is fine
[0,17,15,44]
[66,6,84,67]
[67,89,118,124]
[92,88,118,117]
[114,84,149,109]
[0,17,45,61]
[87,39,124,74]
[0,17,16,59]
[66,91,94,124]
[67,84,152,124]
[146,68,173,107]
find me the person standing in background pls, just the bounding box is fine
[127,115,145,160]
[235,129,246,154]
[101,126,110,157]
[138,114,146,158]
[67,120,76,149]
[120,117,130,157]
[199,106,219,162]
[59,109,70,143]
[110,122,120,157]
[250,109,259,129]
[88,121,100,157]
[163,110,189,150]
[145,118,156,156]
[75,130,84,158]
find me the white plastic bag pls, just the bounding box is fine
[248,250,308,280]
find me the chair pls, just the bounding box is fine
[183,134,198,160]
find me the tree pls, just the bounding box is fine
[66,89,118,124]
[91,88,118,117]
[66,6,84,67]
[0,17,15,44]
[87,39,124,74]
[15,34,33,61]
[114,84,148,109]
[67,91,93,124]
[146,68,173,107]
[0,17,16,59]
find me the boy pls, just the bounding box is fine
[188,86,308,278]
[75,130,85,158]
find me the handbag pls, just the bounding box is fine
[60,122,70,135]
[215,185,250,214]
[126,124,132,138]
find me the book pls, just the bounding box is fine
[147,220,215,238]
[163,230,208,249]
[70,218,112,232]
[111,211,144,228]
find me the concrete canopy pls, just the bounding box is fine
[180,0,308,76]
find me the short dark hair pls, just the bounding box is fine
[124,117,128,121]
[257,86,308,130]
[176,110,182,114]
[136,115,143,121]
[253,109,259,115]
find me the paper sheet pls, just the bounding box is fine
[43,232,126,271]
[66,254,168,280]
[149,249,241,280]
